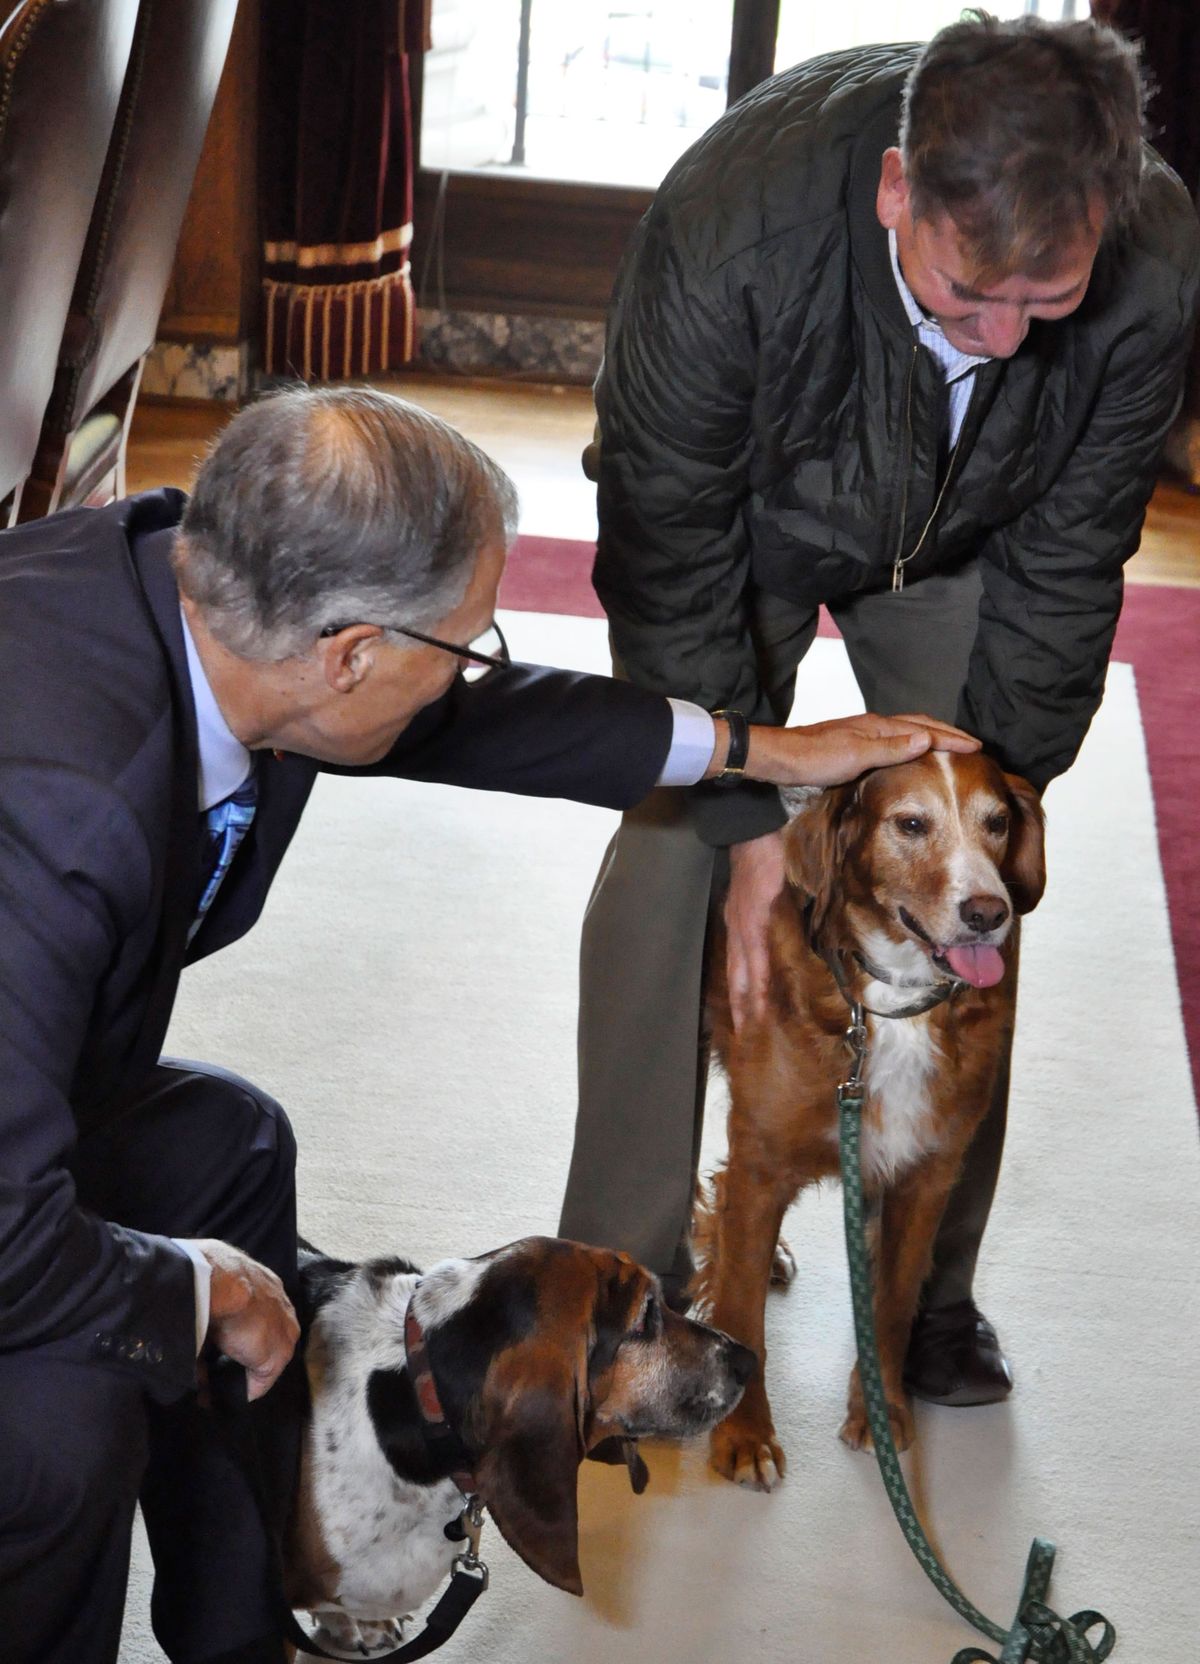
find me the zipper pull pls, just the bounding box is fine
[892,561,905,593]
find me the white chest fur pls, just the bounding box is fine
[859,1007,942,1185]
[305,1277,464,1621]
[307,1406,462,1620]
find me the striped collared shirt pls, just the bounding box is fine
[888,228,991,446]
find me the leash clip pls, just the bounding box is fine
[452,1496,489,1589]
[840,1001,869,1100]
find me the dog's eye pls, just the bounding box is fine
[895,815,928,837]
[984,811,1010,837]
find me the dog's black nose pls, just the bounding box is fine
[726,1338,758,1387]
[959,893,1008,934]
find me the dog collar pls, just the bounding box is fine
[404,1295,479,1499]
[825,948,964,1020]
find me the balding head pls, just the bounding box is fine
[176,386,518,661]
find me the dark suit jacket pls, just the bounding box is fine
[0,491,673,1402]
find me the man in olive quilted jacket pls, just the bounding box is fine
[561,12,1200,1419]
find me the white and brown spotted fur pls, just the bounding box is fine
[693,751,1045,1491]
[285,1235,754,1654]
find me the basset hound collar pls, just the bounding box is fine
[403,1294,479,1499]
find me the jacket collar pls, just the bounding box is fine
[847,93,915,340]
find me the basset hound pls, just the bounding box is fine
[285,1235,754,1655]
[693,750,1046,1490]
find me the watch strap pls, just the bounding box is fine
[710,708,749,786]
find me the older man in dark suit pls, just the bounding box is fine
[0,386,975,1664]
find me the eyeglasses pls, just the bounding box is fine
[319,619,511,684]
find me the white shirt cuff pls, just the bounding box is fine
[172,1238,213,1354]
[656,700,716,787]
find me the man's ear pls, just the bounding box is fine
[318,624,383,692]
[875,145,910,232]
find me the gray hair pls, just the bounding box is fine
[176,385,519,660]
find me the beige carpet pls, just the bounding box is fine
[118,619,1200,1664]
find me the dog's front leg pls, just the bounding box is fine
[839,1151,964,1453]
[700,1135,798,1491]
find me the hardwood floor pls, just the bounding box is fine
[1132,478,1200,587]
[126,375,1200,585]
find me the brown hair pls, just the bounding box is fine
[900,10,1147,280]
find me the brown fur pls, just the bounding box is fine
[693,753,1045,1489]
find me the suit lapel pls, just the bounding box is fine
[128,525,203,1069]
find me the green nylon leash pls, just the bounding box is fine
[836,1002,1116,1664]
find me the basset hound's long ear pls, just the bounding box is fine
[1001,772,1046,916]
[472,1349,587,1596]
[783,783,862,949]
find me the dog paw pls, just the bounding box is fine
[357,1619,406,1656]
[770,1235,797,1288]
[838,1397,915,1454]
[311,1614,406,1658]
[709,1420,787,1491]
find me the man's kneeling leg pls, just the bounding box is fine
[72,1060,299,1664]
[0,1355,149,1664]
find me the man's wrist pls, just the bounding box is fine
[702,714,732,779]
[708,709,750,785]
[172,1238,213,1355]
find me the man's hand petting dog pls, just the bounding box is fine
[741,711,980,789]
[196,1239,300,1400]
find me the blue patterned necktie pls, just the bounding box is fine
[190,769,258,943]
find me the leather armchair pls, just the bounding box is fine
[16,0,240,522]
[0,0,139,523]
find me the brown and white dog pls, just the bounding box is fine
[693,750,1045,1491]
[284,1235,754,1654]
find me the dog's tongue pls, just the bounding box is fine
[944,944,1006,987]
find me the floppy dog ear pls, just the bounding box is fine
[1002,773,1047,915]
[472,1351,586,1596]
[783,784,860,948]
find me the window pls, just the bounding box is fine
[421,1,1082,192]
[421,2,733,190]
[412,0,1086,326]
[776,0,1081,68]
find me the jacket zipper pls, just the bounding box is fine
[890,344,917,589]
[891,353,973,593]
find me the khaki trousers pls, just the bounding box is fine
[560,560,1009,1308]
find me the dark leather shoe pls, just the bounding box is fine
[904,1299,1013,1406]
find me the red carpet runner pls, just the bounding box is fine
[501,535,1200,1108]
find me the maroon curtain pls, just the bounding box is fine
[1092,0,1200,191]
[1093,0,1200,455]
[259,1,430,380]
